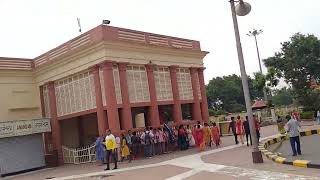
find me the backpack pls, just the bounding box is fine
[145,132,151,145]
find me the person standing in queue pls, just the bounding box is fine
[228,117,239,144]
[104,130,118,170]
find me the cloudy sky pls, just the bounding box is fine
[0,0,319,83]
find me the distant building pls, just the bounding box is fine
[0,24,209,167]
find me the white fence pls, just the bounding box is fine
[62,144,96,164]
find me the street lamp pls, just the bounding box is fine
[247,29,268,102]
[229,0,264,163]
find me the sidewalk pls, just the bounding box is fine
[4,123,320,180]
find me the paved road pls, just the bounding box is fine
[5,124,320,180]
[269,135,320,164]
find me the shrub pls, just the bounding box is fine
[208,109,226,116]
[300,111,314,119]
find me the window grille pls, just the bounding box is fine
[54,71,96,116]
[154,66,173,101]
[113,66,122,104]
[177,68,193,100]
[127,65,150,103]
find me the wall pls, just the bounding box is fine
[0,70,41,122]
[60,117,80,148]
[81,113,98,145]
[33,42,207,86]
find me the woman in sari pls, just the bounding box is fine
[236,116,244,144]
[194,121,205,151]
[211,122,221,147]
[95,135,105,165]
[178,125,187,150]
[203,123,212,147]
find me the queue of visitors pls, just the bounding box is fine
[95,121,225,170]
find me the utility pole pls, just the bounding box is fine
[229,0,263,163]
[247,29,268,102]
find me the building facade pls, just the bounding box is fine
[0,24,209,165]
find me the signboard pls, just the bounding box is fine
[0,118,51,139]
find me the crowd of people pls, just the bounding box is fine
[228,115,261,146]
[94,110,317,170]
[94,121,225,170]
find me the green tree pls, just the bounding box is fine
[264,33,320,110]
[271,88,294,106]
[206,74,263,113]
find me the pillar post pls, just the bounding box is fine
[169,66,183,124]
[39,86,46,117]
[101,61,120,132]
[89,65,108,136]
[118,62,133,130]
[40,85,52,155]
[198,68,209,123]
[190,67,202,121]
[47,81,63,165]
[145,63,160,127]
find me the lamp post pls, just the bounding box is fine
[229,0,263,163]
[247,29,268,102]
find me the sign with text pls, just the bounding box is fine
[0,118,51,139]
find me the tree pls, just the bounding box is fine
[264,33,320,110]
[206,74,263,113]
[271,88,294,106]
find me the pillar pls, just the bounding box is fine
[39,86,46,117]
[118,62,133,130]
[47,81,63,165]
[40,85,52,154]
[101,61,120,132]
[169,66,183,124]
[198,68,209,123]
[145,63,160,127]
[89,65,108,136]
[190,68,202,121]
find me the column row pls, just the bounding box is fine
[41,61,209,165]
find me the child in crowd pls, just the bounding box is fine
[115,136,121,161]
[120,134,131,163]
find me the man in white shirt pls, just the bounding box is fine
[104,130,118,170]
[286,115,302,156]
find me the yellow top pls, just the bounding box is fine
[105,134,116,150]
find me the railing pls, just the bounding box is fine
[62,144,96,164]
[0,58,32,70]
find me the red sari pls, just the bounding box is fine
[211,126,220,146]
[194,128,204,151]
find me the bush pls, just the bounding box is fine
[300,111,314,119]
[208,109,226,116]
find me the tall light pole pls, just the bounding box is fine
[247,29,268,102]
[229,0,263,163]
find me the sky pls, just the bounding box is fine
[0,0,319,84]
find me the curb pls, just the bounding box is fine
[259,129,320,169]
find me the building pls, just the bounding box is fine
[0,24,209,167]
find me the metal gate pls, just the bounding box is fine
[0,134,45,176]
[62,144,96,164]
